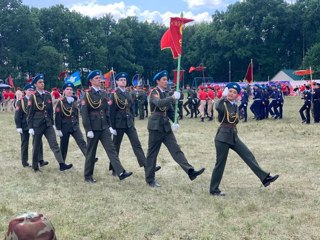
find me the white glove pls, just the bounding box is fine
[87,131,94,138]
[16,128,23,134]
[53,125,56,131]
[222,87,229,97]
[172,123,180,132]
[28,128,35,136]
[173,91,181,99]
[109,127,117,136]
[57,130,63,137]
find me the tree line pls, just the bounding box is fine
[1,0,320,89]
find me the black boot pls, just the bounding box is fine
[59,162,73,171]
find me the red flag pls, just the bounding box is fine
[188,66,196,73]
[173,69,184,84]
[244,62,253,83]
[189,66,206,73]
[294,69,314,76]
[104,70,114,88]
[8,75,14,88]
[161,17,193,59]
[58,70,68,80]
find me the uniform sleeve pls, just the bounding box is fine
[48,94,54,125]
[81,93,92,132]
[14,100,23,128]
[55,100,62,131]
[150,90,175,108]
[109,93,116,129]
[27,95,35,129]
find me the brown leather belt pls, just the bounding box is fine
[152,112,167,116]
[220,123,236,128]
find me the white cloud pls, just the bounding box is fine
[69,0,212,25]
[184,0,224,9]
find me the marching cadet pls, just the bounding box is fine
[178,87,184,120]
[81,70,132,183]
[312,83,320,123]
[27,74,73,172]
[137,86,145,119]
[238,86,249,122]
[145,70,205,188]
[207,86,215,121]
[55,82,87,162]
[268,84,280,119]
[143,87,149,118]
[277,85,284,119]
[210,83,279,196]
[299,85,312,124]
[250,84,262,120]
[14,84,47,168]
[183,85,192,117]
[109,72,160,175]
[198,85,208,122]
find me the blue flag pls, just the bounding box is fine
[132,74,139,86]
[65,71,81,86]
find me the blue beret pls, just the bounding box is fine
[24,84,35,91]
[63,82,74,90]
[32,74,44,85]
[115,72,128,81]
[254,83,260,87]
[226,82,241,93]
[87,70,101,81]
[241,86,247,90]
[153,70,168,81]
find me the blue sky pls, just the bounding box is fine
[22,0,240,24]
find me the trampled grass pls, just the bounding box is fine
[0,96,320,239]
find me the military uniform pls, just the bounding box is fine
[238,88,249,122]
[55,95,87,161]
[145,70,205,187]
[313,84,320,123]
[137,88,145,119]
[109,86,146,170]
[299,87,312,124]
[82,70,131,182]
[15,93,44,167]
[210,83,278,196]
[27,86,72,171]
[268,86,280,119]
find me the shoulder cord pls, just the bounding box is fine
[32,94,45,111]
[114,92,128,110]
[86,92,102,109]
[224,102,238,124]
[21,99,27,114]
[60,99,72,117]
[150,89,166,113]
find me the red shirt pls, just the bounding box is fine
[217,90,223,99]
[198,90,208,100]
[3,91,9,99]
[207,90,215,100]
[8,92,15,99]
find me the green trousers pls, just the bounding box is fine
[210,138,269,193]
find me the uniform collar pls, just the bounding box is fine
[157,86,165,93]
[92,86,101,92]
[117,87,126,93]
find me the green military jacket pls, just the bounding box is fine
[215,98,240,145]
[55,97,80,133]
[109,88,135,129]
[147,87,175,132]
[14,97,29,131]
[27,91,54,129]
[81,88,111,132]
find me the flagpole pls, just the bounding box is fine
[251,59,253,83]
[111,67,116,90]
[174,54,182,124]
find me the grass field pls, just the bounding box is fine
[0,96,320,240]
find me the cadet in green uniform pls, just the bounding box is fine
[81,70,132,183]
[137,86,145,119]
[210,83,279,196]
[145,70,205,187]
[55,82,87,162]
[15,84,47,168]
[109,72,160,174]
[27,74,73,172]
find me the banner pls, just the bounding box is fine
[65,71,81,86]
[173,70,184,84]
